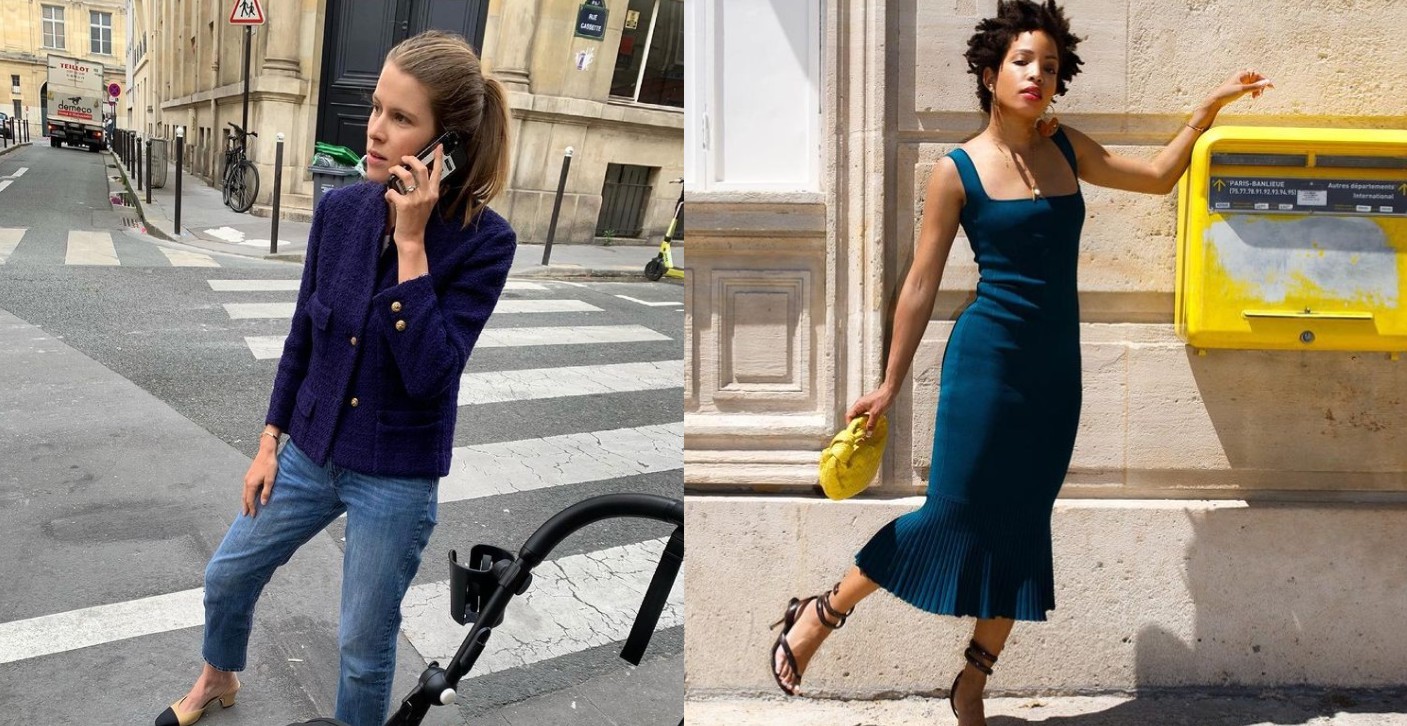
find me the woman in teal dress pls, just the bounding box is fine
[768,2,1272,722]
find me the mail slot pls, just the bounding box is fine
[1175,126,1407,354]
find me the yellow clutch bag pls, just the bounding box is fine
[818,414,889,500]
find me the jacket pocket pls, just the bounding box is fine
[296,378,318,420]
[307,292,332,331]
[373,412,444,474]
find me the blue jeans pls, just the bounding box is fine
[202,440,438,726]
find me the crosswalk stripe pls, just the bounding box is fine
[0,180,12,195]
[457,360,682,406]
[225,302,293,319]
[209,279,301,292]
[207,280,545,293]
[0,228,24,264]
[401,538,682,675]
[439,423,682,504]
[12,168,27,177]
[494,299,601,314]
[65,230,119,266]
[479,325,671,347]
[159,247,220,268]
[0,588,205,665]
[244,325,671,360]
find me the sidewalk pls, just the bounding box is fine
[109,152,681,278]
[687,692,1407,725]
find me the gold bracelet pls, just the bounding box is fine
[260,430,280,445]
[1186,122,1210,133]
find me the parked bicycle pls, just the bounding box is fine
[222,121,260,213]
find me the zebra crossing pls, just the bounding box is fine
[206,274,685,677]
[0,227,255,267]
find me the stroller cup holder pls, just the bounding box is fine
[448,544,530,628]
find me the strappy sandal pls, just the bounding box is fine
[768,583,853,696]
[949,639,998,720]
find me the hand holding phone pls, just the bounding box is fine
[388,130,467,196]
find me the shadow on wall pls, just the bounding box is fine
[992,500,1407,724]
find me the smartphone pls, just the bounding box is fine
[388,130,467,195]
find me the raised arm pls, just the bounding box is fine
[1065,70,1274,195]
[847,155,966,432]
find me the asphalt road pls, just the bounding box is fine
[0,142,684,725]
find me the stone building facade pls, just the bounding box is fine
[123,0,682,242]
[684,0,1407,699]
[1,0,128,138]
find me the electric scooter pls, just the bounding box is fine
[289,492,684,726]
[644,179,685,281]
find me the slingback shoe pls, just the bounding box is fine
[948,639,998,722]
[154,683,239,726]
[768,583,853,696]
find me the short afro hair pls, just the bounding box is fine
[965,0,1083,114]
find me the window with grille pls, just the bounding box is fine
[42,5,65,49]
[609,0,683,108]
[597,164,656,238]
[91,12,113,55]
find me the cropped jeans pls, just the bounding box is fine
[202,440,438,726]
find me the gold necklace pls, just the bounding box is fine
[994,140,1042,200]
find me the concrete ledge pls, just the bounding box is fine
[684,496,1407,698]
[0,141,31,158]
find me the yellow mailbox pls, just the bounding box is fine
[1176,126,1407,354]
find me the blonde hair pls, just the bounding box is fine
[387,30,511,228]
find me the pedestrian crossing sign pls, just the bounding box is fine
[229,0,265,25]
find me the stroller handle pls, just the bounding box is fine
[519,493,682,567]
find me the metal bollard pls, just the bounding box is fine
[174,128,185,236]
[541,146,575,266]
[270,132,285,255]
[135,135,143,191]
[145,139,152,205]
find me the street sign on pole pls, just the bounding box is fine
[229,0,265,25]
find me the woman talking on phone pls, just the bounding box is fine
[155,31,517,726]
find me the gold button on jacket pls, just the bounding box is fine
[395,320,407,332]
[350,397,360,407]
[391,301,403,313]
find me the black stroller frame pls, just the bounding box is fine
[372,492,685,726]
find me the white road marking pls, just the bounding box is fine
[0,228,24,264]
[401,538,682,675]
[209,279,301,292]
[0,588,205,665]
[457,360,682,406]
[65,231,119,266]
[503,281,547,291]
[244,325,670,360]
[7,167,28,178]
[438,423,682,503]
[615,295,683,307]
[203,226,246,243]
[494,299,601,314]
[225,302,294,319]
[0,180,13,194]
[159,247,220,267]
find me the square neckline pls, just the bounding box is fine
[950,129,1082,203]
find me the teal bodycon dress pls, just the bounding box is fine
[854,128,1085,622]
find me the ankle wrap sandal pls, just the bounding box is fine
[768,584,854,696]
[949,639,998,719]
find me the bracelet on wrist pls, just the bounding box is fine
[260,430,280,445]
[1186,121,1210,133]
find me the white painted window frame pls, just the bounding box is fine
[42,5,66,50]
[91,11,114,56]
[687,0,823,193]
[609,0,684,109]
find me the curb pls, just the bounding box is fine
[512,265,649,281]
[0,141,32,158]
[106,152,179,243]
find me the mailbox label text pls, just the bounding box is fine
[1210,176,1407,216]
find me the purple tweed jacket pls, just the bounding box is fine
[265,181,517,478]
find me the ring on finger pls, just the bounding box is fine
[405,184,418,193]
